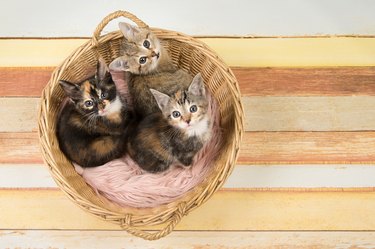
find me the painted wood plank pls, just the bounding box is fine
[2,38,375,67]
[203,37,375,67]
[0,164,56,188]
[2,189,375,230]
[244,96,375,131]
[240,132,375,164]
[0,39,87,67]
[4,1,375,37]
[0,133,41,164]
[225,165,375,189]
[235,67,375,96]
[3,131,375,165]
[4,96,375,132]
[2,67,375,97]
[0,98,38,132]
[0,67,51,97]
[2,230,375,249]
[4,164,375,189]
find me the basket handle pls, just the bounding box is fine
[120,202,187,241]
[92,10,148,47]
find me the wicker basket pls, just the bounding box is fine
[38,10,244,240]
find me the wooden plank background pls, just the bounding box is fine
[1,37,375,248]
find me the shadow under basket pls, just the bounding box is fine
[38,10,244,240]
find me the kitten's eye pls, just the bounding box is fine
[190,105,198,113]
[101,92,108,99]
[139,57,147,64]
[172,111,181,118]
[143,40,150,48]
[84,100,94,107]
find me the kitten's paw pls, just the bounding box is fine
[145,161,170,174]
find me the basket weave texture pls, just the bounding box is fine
[38,10,244,240]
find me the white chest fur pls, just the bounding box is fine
[186,117,210,140]
[104,96,122,115]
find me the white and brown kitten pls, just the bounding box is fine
[109,22,193,117]
[57,59,133,167]
[127,73,211,173]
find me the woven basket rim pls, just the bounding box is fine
[38,10,244,240]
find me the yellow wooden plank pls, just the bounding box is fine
[1,189,375,230]
[1,38,375,67]
[1,230,375,248]
[3,96,375,133]
[201,37,375,67]
[0,39,87,67]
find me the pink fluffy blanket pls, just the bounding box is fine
[74,71,222,208]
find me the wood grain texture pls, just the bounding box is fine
[244,96,375,131]
[4,164,375,189]
[0,98,38,132]
[2,38,375,67]
[3,96,375,132]
[201,37,375,67]
[240,131,375,164]
[3,131,375,165]
[235,67,375,96]
[0,133,41,164]
[2,67,375,97]
[2,189,375,230]
[0,67,51,97]
[1,230,375,249]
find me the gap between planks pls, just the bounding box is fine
[1,67,375,97]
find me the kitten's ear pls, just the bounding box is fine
[96,57,109,81]
[109,57,129,72]
[150,89,170,111]
[119,22,140,41]
[188,73,206,97]
[59,80,81,100]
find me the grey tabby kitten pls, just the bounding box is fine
[127,73,211,173]
[109,22,192,117]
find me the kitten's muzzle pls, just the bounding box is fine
[98,100,105,110]
[151,51,160,59]
[183,118,191,125]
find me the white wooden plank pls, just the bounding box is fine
[3,96,375,132]
[0,164,55,188]
[225,165,375,189]
[1,230,375,249]
[2,1,375,37]
[3,164,375,189]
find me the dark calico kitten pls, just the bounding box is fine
[109,22,193,117]
[127,73,211,173]
[57,59,132,167]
